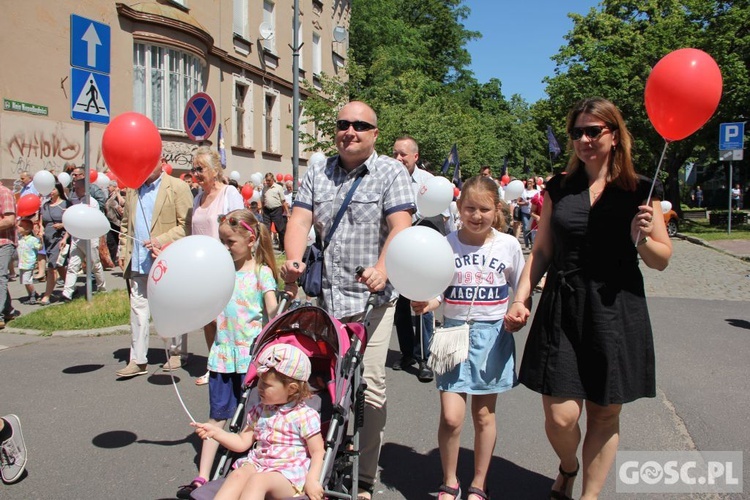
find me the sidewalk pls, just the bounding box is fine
[677,233,750,261]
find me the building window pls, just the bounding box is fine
[262,0,276,53]
[263,89,280,152]
[233,78,253,148]
[233,0,248,39]
[133,43,203,131]
[312,32,321,75]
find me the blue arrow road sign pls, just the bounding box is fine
[71,68,110,124]
[719,122,745,151]
[70,14,111,74]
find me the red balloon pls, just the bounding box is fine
[284,174,293,182]
[276,173,283,182]
[645,48,722,141]
[453,187,460,198]
[162,162,173,175]
[501,175,510,185]
[89,170,98,183]
[17,194,41,217]
[241,184,254,200]
[102,112,163,189]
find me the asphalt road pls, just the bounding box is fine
[1,239,749,499]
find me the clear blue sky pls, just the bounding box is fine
[464,1,601,103]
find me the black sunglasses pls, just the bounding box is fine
[190,165,205,174]
[570,125,611,141]
[336,120,377,132]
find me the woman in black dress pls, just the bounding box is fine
[505,98,672,499]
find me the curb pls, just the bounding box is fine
[675,233,750,263]
[2,323,136,338]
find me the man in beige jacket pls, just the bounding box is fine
[116,163,194,378]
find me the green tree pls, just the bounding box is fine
[542,0,750,210]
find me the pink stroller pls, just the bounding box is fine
[191,301,371,499]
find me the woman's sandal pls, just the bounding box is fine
[550,460,579,500]
[437,482,461,499]
[467,486,491,500]
[176,476,207,499]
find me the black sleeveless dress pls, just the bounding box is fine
[518,170,660,406]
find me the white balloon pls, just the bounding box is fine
[95,173,110,189]
[62,204,110,239]
[230,170,241,181]
[417,176,454,217]
[309,152,326,165]
[661,200,672,213]
[503,179,525,201]
[449,201,459,216]
[251,172,264,187]
[250,190,261,203]
[385,226,455,301]
[33,170,56,196]
[58,172,72,187]
[148,235,236,339]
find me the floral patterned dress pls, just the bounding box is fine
[208,266,277,373]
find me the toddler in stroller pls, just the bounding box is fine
[191,304,370,500]
[191,343,325,499]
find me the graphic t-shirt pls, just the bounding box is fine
[442,229,524,321]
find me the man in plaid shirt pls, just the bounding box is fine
[282,101,415,498]
[0,183,18,329]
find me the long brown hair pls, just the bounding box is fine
[220,208,279,282]
[459,176,507,232]
[564,97,637,191]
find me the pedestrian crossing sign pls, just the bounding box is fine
[71,67,110,124]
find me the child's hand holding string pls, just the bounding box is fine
[190,421,221,441]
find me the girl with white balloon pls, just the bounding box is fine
[174,209,281,498]
[410,175,524,500]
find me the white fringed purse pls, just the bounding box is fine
[427,234,495,375]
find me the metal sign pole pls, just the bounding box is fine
[728,161,733,234]
[84,121,93,301]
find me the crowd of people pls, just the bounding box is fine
[2,97,673,500]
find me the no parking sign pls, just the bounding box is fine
[184,92,216,141]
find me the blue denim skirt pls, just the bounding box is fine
[435,317,517,395]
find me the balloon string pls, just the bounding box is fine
[635,140,670,246]
[164,344,197,424]
[111,229,144,244]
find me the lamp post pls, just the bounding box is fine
[291,0,301,198]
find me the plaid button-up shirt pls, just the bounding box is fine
[294,151,415,318]
[0,185,18,247]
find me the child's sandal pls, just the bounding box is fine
[467,486,491,500]
[176,476,207,499]
[438,482,461,499]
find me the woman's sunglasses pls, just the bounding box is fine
[336,120,377,132]
[190,165,205,174]
[217,214,255,235]
[570,125,611,141]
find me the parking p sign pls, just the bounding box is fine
[719,122,745,151]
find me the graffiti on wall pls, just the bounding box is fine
[0,114,105,179]
[161,141,197,168]
[1,114,199,181]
